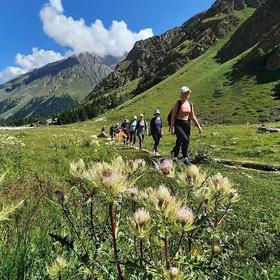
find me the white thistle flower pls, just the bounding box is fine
[134,208,150,227]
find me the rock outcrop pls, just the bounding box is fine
[86,0,254,101]
[218,0,279,61]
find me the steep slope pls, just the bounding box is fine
[75,6,280,126]
[218,0,280,61]
[86,0,265,103]
[0,53,112,120]
[218,0,280,115]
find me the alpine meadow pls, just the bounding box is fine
[0,0,280,279]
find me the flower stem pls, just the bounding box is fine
[188,234,192,253]
[164,235,170,269]
[169,231,184,262]
[140,238,144,266]
[109,203,124,280]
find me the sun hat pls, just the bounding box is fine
[154,109,160,114]
[180,86,191,93]
[133,115,137,119]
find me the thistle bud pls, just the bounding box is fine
[134,208,150,227]
[169,267,179,278]
[55,190,65,203]
[159,159,172,175]
[128,185,138,196]
[176,206,194,226]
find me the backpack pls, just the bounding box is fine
[130,120,137,132]
[167,100,192,126]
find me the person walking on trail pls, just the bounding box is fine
[137,113,148,150]
[98,126,107,138]
[129,116,138,146]
[121,119,130,145]
[150,109,163,156]
[170,86,202,165]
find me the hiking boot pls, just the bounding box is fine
[173,157,179,165]
[183,158,191,166]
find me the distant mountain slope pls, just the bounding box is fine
[0,53,112,120]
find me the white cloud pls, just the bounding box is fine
[0,48,64,83]
[39,0,154,57]
[49,0,63,13]
[0,67,26,83]
[0,0,154,84]
[15,47,64,71]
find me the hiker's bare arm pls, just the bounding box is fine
[170,102,178,134]
[190,106,202,133]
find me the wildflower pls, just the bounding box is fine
[70,159,85,178]
[157,185,172,204]
[185,165,200,185]
[47,256,67,278]
[55,190,65,203]
[159,159,172,175]
[0,200,24,222]
[128,185,138,196]
[228,188,239,202]
[209,173,238,202]
[126,159,146,173]
[169,267,180,278]
[176,206,194,226]
[134,208,150,227]
[211,241,221,254]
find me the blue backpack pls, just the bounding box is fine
[130,120,137,132]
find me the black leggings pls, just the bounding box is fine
[152,132,161,152]
[173,119,190,158]
[130,131,136,145]
[138,132,145,149]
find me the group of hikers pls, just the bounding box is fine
[102,86,202,165]
[108,111,162,154]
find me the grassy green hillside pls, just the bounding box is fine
[84,9,279,126]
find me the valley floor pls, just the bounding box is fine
[0,122,279,279]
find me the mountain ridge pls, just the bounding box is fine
[0,52,112,121]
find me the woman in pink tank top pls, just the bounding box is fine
[170,86,202,165]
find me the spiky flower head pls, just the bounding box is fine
[169,267,180,278]
[128,185,138,196]
[134,208,150,227]
[176,206,194,226]
[157,185,172,204]
[70,159,85,178]
[82,157,143,201]
[47,256,67,278]
[154,159,175,177]
[159,159,173,175]
[185,165,200,185]
[210,173,238,201]
[126,159,146,173]
[0,200,24,223]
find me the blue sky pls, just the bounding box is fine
[0,0,215,83]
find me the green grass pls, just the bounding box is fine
[1,126,279,278]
